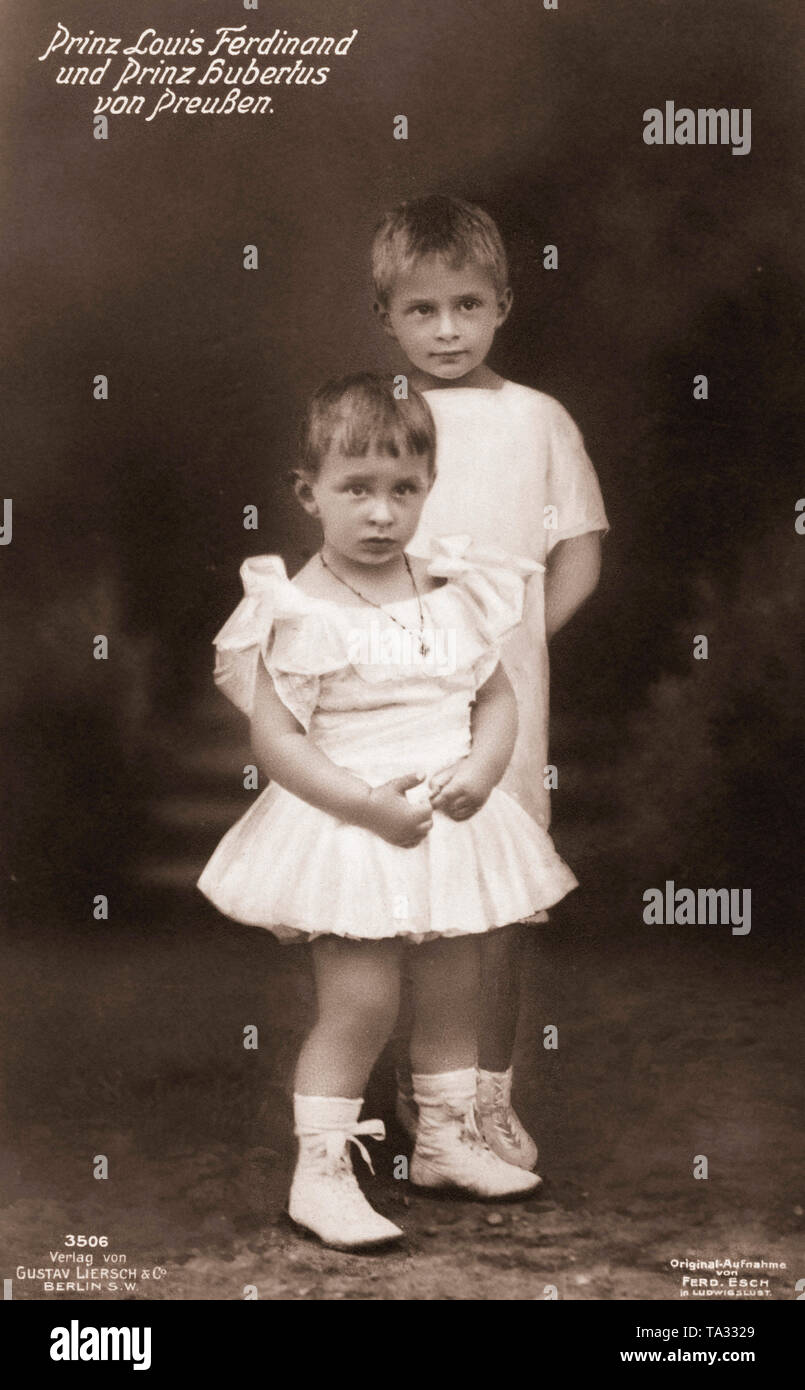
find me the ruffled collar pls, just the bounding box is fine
[239,534,542,621]
[212,536,544,711]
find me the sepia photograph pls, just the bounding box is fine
[2,0,803,1337]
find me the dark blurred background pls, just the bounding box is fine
[1,2,803,1291]
[3,0,802,920]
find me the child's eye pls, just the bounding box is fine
[394,483,419,495]
[460,298,481,310]
[411,305,432,316]
[347,484,368,496]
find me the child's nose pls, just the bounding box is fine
[436,312,459,339]
[369,495,394,522]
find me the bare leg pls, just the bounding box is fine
[407,934,480,1073]
[405,933,541,1198]
[289,936,407,1249]
[475,923,538,1170]
[478,923,526,1072]
[390,961,414,1074]
[294,936,403,1096]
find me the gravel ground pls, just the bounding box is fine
[2,879,802,1302]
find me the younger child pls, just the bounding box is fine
[372,195,609,1168]
[197,374,577,1250]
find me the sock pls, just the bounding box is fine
[293,1094,363,1134]
[411,1067,477,1105]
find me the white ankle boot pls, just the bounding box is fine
[288,1095,404,1250]
[409,1069,541,1199]
[476,1067,539,1171]
[394,1066,418,1140]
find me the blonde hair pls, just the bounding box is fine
[371,195,509,308]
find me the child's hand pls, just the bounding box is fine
[428,757,494,820]
[362,774,434,847]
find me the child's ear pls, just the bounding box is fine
[373,299,397,341]
[496,286,514,327]
[293,473,320,517]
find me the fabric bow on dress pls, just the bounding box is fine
[426,533,545,579]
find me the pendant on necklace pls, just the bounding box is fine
[320,549,431,658]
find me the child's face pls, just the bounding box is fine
[296,446,434,569]
[376,254,512,387]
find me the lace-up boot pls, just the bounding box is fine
[409,1068,541,1198]
[476,1067,539,1171]
[289,1095,404,1249]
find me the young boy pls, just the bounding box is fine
[372,195,609,1169]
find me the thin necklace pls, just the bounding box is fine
[319,550,431,656]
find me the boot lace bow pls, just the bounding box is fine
[298,1118,387,1176]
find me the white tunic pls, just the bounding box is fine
[410,381,609,830]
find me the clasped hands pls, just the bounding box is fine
[360,756,495,848]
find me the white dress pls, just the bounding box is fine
[196,535,578,944]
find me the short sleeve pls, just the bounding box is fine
[264,667,321,732]
[210,555,346,730]
[544,399,609,554]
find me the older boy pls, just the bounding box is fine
[372,195,608,1168]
